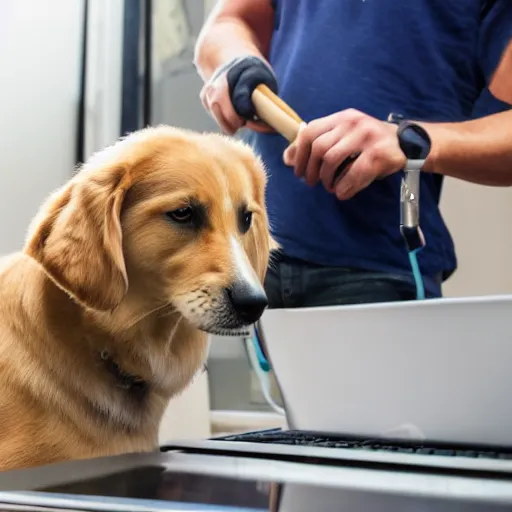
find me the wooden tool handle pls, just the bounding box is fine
[251,85,303,143]
[251,84,360,185]
[255,84,303,124]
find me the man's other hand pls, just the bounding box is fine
[283,109,406,200]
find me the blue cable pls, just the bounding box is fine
[252,325,271,372]
[408,247,425,300]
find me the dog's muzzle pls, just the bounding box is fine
[226,235,268,325]
[225,279,268,325]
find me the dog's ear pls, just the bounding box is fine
[268,235,280,254]
[245,213,279,283]
[25,166,130,311]
[242,156,280,283]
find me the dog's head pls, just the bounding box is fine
[25,126,275,335]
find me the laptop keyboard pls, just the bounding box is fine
[217,429,512,460]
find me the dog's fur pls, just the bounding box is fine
[0,126,273,471]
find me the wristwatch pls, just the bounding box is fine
[387,113,431,161]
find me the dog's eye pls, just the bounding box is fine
[167,207,193,224]
[239,210,253,234]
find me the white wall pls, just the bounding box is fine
[0,0,85,254]
[82,0,124,160]
[441,179,512,297]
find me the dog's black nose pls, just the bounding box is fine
[226,280,268,324]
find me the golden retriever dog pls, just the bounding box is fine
[0,126,273,471]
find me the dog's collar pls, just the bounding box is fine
[100,350,148,393]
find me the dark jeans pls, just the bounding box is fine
[264,255,420,309]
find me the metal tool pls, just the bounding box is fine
[395,119,432,300]
[396,121,431,251]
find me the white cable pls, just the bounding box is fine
[244,337,285,416]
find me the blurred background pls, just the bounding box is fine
[1,0,512,440]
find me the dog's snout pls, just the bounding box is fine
[226,280,268,325]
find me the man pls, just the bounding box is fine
[194,0,512,308]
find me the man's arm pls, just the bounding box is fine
[194,0,274,81]
[285,39,512,198]
[194,0,275,134]
[422,40,512,186]
[285,103,512,200]
[422,110,512,187]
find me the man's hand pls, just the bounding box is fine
[200,57,276,136]
[200,71,246,135]
[283,109,406,200]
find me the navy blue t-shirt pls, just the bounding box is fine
[243,0,512,297]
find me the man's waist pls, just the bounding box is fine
[273,250,443,286]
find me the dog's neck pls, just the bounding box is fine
[92,297,177,396]
[99,348,148,395]
[88,293,185,388]
[21,259,208,436]
[87,295,207,431]
[37,269,198,393]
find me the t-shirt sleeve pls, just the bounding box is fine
[478,0,512,86]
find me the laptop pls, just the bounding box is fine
[165,294,512,479]
[258,294,512,447]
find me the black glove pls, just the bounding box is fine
[214,56,278,120]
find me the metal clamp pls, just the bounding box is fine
[396,120,432,251]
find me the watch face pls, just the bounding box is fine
[397,122,431,160]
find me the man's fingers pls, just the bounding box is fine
[304,128,344,185]
[283,143,297,166]
[319,129,367,192]
[202,75,246,134]
[333,153,375,200]
[210,102,239,135]
[199,86,209,112]
[283,110,364,173]
[290,116,359,179]
[332,140,404,200]
[291,122,317,177]
[283,122,306,167]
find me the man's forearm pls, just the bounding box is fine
[194,10,270,81]
[421,110,512,186]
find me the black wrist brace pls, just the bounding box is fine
[220,56,279,120]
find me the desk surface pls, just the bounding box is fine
[2,439,512,511]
